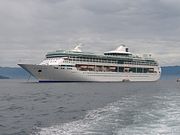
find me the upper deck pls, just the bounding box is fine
[45,45,158,66]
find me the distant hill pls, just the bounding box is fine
[0,75,9,79]
[0,67,29,79]
[161,66,180,75]
[0,66,179,79]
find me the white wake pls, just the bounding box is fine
[34,95,180,135]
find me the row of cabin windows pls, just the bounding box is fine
[124,61,157,66]
[113,67,156,73]
[65,56,157,66]
[104,53,131,56]
[76,65,156,73]
[68,57,117,64]
[46,56,157,66]
[118,67,156,73]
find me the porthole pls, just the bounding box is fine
[38,70,42,72]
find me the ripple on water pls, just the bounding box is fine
[34,94,180,135]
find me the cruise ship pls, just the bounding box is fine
[18,44,161,82]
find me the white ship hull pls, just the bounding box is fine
[19,64,161,82]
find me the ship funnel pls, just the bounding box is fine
[104,45,131,55]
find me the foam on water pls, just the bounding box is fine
[34,97,135,135]
[117,95,180,135]
[34,94,180,135]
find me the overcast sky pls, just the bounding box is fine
[0,0,180,67]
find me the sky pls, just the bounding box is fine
[0,0,180,67]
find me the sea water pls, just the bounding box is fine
[0,76,179,135]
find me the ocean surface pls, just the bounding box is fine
[0,76,180,135]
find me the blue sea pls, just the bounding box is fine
[0,75,180,135]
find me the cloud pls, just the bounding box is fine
[0,0,180,66]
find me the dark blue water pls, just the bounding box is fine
[0,76,179,135]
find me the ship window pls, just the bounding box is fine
[144,68,148,73]
[126,48,128,52]
[118,67,124,72]
[124,68,130,72]
[38,70,42,72]
[129,68,136,73]
[137,68,142,73]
